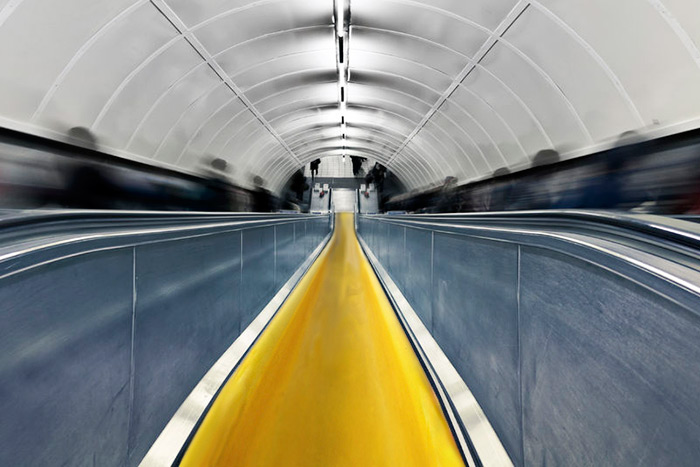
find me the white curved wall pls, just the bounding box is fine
[0,0,699,191]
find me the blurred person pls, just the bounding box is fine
[471,183,492,212]
[678,150,700,214]
[436,176,459,212]
[551,164,595,209]
[364,168,374,187]
[487,167,514,211]
[685,180,700,214]
[252,175,275,212]
[310,158,321,182]
[510,149,561,210]
[576,134,640,210]
[350,156,366,177]
[64,159,116,209]
[454,186,476,212]
[198,156,234,211]
[0,145,65,208]
[67,126,99,151]
[288,169,308,203]
[63,127,118,209]
[578,159,625,209]
[532,149,560,168]
[367,163,387,191]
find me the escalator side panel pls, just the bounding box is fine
[182,213,464,466]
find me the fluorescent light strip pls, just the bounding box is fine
[335,0,345,37]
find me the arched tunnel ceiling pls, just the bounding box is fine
[1,0,700,192]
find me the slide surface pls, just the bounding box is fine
[182,213,463,466]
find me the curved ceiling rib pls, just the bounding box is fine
[0,0,699,193]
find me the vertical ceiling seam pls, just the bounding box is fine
[151,81,225,160]
[90,34,185,131]
[531,1,646,126]
[126,62,210,150]
[433,103,507,170]
[452,84,529,159]
[477,65,554,149]
[198,106,252,156]
[496,41,594,145]
[217,117,270,165]
[353,81,521,170]
[0,0,26,29]
[150,0,303,166]
[175,96,243,163]
[438,98,511,168]
[386,0,532,166]
[647,0,700,71]
[31,0,150,122]
[217,116,269,162]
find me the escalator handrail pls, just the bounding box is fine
[367,210,700,254]
[359,211,700,310]
[0,210,329,278]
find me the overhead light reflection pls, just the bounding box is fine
[335,0,349,146]
[335,0,345,37]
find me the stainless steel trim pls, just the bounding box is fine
[369,217,700,297]
[139,228,333,467]
[357,233,514,467]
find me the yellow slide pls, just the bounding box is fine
[181,213,464,466]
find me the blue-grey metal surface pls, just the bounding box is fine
[0,210,330,467]
[130,231,242,464]
[0,249,133,467]
[357,212,700,467]
[140,222,334,467]
[432,233,521,463]
[357,232,512,467]
[309,185,331,213]
[358,189,379,214]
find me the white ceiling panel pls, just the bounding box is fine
[95,39,208,149]
[504,6,641,141]
[0,0,139,120]
[0,0,699,192]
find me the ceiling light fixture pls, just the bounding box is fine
[335,0,345,37]
[335,0,349,146]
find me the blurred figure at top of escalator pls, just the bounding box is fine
[283,169,308,210]
[63,127,118,209]
[252,175,276,212]
[67,126,98,151]
[436,176,459,212]
[366,162,387,191]
[485,167,515,211]
[197,156,235,211]
[350,156,366,177]
[573,132,643,210]
[309,158,320,182]
[289,169,308,201]
[510,149,562,210]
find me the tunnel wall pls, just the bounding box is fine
[0,216,330,467]
[358,216,700,467]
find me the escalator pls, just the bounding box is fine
[3,209,700,466]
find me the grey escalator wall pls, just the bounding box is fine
[0,216,330,467]
[357,216,700,467]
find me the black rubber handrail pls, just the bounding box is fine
[375,210,700,252]
[0,210,322,252]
